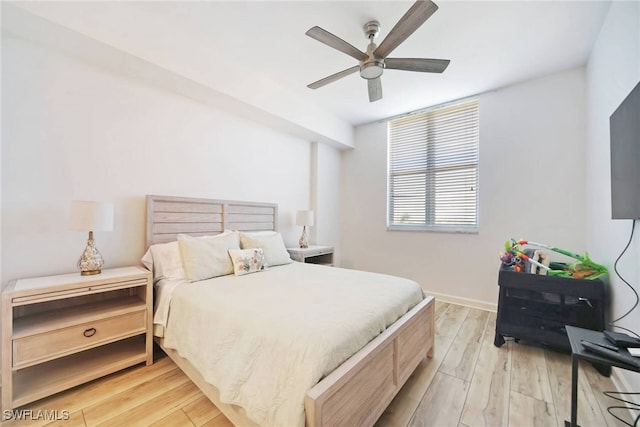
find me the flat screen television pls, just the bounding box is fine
[610,80,640,219]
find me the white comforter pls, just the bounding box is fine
[162,262,423,427]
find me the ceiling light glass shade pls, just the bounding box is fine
[70,201,114,275]
[360,62,384,79]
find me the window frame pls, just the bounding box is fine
[386,98,480,233]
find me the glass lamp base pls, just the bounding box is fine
[299,226,309,249]
[77,231,104,275]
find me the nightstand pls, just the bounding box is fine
[1,266,153,410]
[287,245,334,266]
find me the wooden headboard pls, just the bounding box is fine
[146,195,278,247]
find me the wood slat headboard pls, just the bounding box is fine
[146,195,278,247]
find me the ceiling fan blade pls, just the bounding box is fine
[307,65,360,89]
[374,0,439,59]
[368,77,383,102]
[385,58,450,73]
[306,26,368,62]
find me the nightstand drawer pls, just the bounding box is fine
[13,309,147,368]
[305,248,329,257]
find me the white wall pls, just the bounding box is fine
[311,142,343,263]
[585,0,640,397]
[342,67,588,307]
[3,3,354,149]
[0,33,342,287]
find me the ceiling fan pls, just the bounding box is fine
[305,0,450,103]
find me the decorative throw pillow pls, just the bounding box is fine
[228,248,267,276]
[239,231,292,267]
[178,232,240,282]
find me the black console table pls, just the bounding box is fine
[495,266,607,354]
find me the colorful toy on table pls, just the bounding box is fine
[499,239,608,280]
[499,250,527,272]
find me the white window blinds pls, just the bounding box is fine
[388,99,479,232]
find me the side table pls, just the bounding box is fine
[565,326,640,427]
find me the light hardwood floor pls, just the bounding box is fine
[1,301,635,426]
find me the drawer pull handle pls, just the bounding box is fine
[83,328,97,338]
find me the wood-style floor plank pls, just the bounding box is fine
[582,362,635,427]
[459,312,511,427]
[148,409,194,427]
[83,368,191,426]
[510,342,554,403]
[439,309,488,382]
[2,410,86,427]
[2,358,178,427]
[201,414,234,427]
[408,372,469,427]
[376,335,454,427]
[435,304,470,340]
[182,396,222,427]
[545,350,609,427]
[508,390,557,427]
[42,412,87,427]
[2,302,631,427]
[94,381,201,427]
[434,300,449,322]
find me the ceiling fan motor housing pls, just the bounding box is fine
[363,20,380,39]
[360,21,384,80]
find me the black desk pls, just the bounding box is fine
[565,326,640,427]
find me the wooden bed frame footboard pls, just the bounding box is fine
[146,195,436,427]
[305,296,435,427]
[156,296,434,427]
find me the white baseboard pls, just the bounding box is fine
[425,290,497,312]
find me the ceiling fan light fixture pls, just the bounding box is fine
[360,61,384,79]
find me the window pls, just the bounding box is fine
[387,99,479,232]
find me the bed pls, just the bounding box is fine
[145,194,435,427]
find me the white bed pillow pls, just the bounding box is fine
[228,248,267,276]
[141,231,236,282]
[141,241,186,282]
[239,231,292,267]
[178,232,240,282]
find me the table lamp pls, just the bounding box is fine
[70,200,114,275]
[296,210,314,249]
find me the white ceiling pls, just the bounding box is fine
[12,1,611,126]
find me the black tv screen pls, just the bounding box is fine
[610,80,640,219]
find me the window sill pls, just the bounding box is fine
[387,225,479,234]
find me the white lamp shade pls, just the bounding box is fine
[296,210,314,227]
[70,201,114,232]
